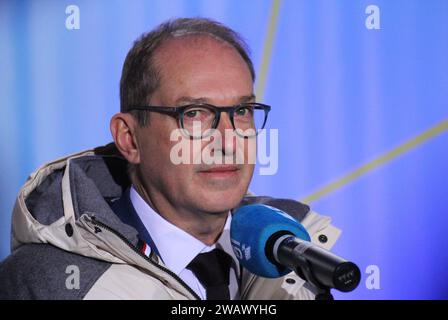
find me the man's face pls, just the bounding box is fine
[135,36,255,214]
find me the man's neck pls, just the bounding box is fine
[131,181,228,246]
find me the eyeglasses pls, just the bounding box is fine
[127,103,271,138]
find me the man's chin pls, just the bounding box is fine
[195,190,245,214]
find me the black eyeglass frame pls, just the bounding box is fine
[127,103,271,138]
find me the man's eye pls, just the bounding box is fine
[236,107,252,117]
[185,110,199,118]
[184,108,211,120]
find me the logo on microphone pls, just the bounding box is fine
[231,239,251,261]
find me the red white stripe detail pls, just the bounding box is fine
[140,242,152,257]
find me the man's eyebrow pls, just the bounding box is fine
[175,97,209,105]
[239,94,256,103]
[174,94,256,105]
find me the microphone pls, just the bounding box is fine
[230,204,361,293]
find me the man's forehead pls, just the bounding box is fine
[152,34,245,75]
[150,34,254,105]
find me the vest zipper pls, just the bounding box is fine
[87,216,201,300]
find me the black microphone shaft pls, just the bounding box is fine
[275,236,361,292]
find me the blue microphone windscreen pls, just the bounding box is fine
[230,204,311,278]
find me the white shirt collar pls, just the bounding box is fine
[129,186,240,276]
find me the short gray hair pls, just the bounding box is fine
[120,17,256,126]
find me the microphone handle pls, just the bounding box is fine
[276,236,361,292]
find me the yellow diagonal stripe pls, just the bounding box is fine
[255,0,282,102]
[300,119,448,204]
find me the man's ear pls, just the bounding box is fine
[110,113,141,164]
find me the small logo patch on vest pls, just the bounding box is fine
[137,239,152,258]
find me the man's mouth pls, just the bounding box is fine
[198,165,241,178]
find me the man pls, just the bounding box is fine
[0,18,340,299]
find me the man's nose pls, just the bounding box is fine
[215,112,237,156]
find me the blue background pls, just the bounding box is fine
[1,0,447,299]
